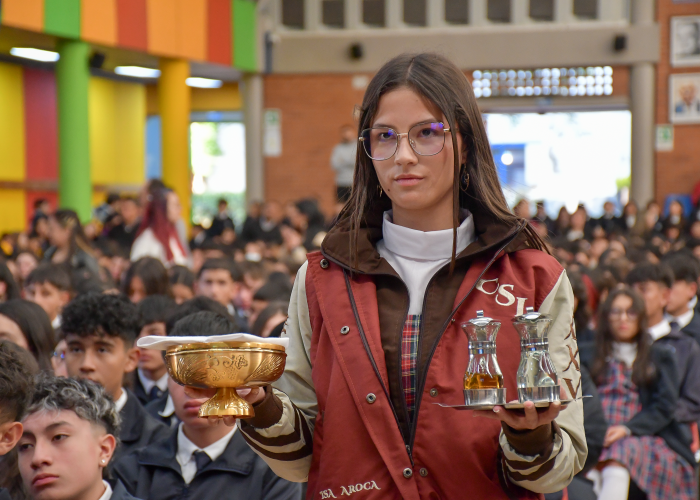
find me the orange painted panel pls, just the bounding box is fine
[81,0,117,46]
[2,0,44,31]
[177,0,207,61]
[146,0,178,57]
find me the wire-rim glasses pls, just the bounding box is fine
[359,121,451,161]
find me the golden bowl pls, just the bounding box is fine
[165,341,287,418]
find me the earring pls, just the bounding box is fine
[460,166,470,193]
[377,185,383,197]
[100,459,106,465]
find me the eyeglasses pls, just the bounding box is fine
[609,308,639,320]
[359,121,451,161]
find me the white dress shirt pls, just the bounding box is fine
[666,309,695,330]
[159,394,176,419]
[114,389,128,413]
[137,369,169,395]
[97,480,112,500]
[377,210,475,315]
[175,423,236,484]
[612,342,637,368]
[648,319,672,341]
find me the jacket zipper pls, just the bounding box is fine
[325,222,524,463]
[343,271,414,465]
[407,224,526,454]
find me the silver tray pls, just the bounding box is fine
[434,395,591,411]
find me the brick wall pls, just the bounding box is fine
[263,67,632,216]
[656,0,700,203]
[263,74,368,215]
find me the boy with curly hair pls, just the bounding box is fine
[61,293,168,461]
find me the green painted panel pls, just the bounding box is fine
[45,0,81,38]
[233,0,257,72]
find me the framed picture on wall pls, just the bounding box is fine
[671,16,700,67]
[669,73,700,124]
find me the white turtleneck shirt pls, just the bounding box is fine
[376,210,475,315]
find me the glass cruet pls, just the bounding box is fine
[461,311,507,405]
[511,307,560,403]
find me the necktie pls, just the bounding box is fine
[148,386,162,401]
[193,450,211,472]
[670,320,680,334]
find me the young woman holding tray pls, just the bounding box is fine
[189,52,586,499]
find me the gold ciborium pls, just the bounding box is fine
[165,341,286,418]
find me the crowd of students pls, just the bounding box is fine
[0,178,699,500]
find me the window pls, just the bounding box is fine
[573,0,597,19]
[529,0,554,21]
[487,0,511,23]
[282,0,305,28]
[404,0,427,26]
[470,66,613,98]
[445,0,469,24]
[322,0,344,27]
[363,0,385,26]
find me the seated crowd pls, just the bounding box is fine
[0,180,699,500]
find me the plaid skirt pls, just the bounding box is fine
[598,360,696,500]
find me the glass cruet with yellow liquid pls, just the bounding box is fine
[461,311,507,406]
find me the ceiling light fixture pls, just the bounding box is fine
[186,77,223,89]
[114,66,161,78]
[10,47,59,62]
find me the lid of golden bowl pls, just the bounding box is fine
[137,333,289,351]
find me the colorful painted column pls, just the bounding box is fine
[56,40,92,221]
[159,58,191,231]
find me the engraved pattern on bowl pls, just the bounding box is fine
[165,342,287,389]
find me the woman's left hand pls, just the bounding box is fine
[603,425,629,447]
[473,386,566,430]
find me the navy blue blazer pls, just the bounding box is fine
[113,427,301,500]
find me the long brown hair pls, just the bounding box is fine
[591,287,656,387]
[337,53,546,269]
[51,209,94,258]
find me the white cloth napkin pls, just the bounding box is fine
[137,334,289,350]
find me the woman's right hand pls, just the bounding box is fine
[184,386,267,427]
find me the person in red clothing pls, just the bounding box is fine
[189,53,586,499]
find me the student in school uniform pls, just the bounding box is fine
[143,296,239,428]
[0,341,39,499]
[61,292,170,462]
[663,254,700,345]
[133,295,177,406]
[580,287,695,500]
[18,375,143,500]
[113,311,301,500]
[626,262,700,427]
[23,263,73,330]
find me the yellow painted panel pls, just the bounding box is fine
[178,0,207,61]
[2,0,44,31]
[147,0,178,57]
[113,81,146,184]
[89,78,145,187]
[89,77,117,185]
[147,83,243,114]
[0,62,26,182]
[191,83,242,111]
[81,0,117,46]
[92,191,106,207]
[0,189,27,233]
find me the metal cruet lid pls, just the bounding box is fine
[463,310,500,328]
[512,307,549,324]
